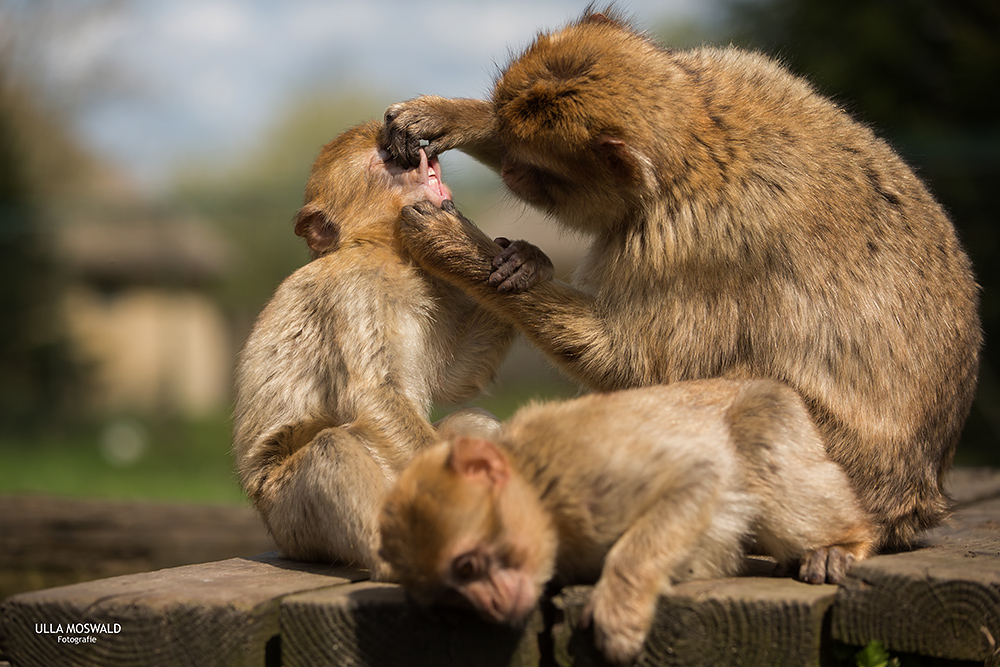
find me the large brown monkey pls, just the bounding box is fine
[380,380,875,664]
[381,10,982,550]
[232,120,551,578]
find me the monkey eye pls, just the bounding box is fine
[452,552,485,582]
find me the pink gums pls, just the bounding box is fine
[419,148,453,206]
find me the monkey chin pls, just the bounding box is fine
[465,568,540,625]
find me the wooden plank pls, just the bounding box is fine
[552,575,837,667]
[0,495,274,598]
[1,468,997,666]
[280,581,543,667]
[945,467,1000,506]
[831,496,1000,663]
[0,552,366,667]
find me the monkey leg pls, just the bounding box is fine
[582,473,727,664]
[727,381,876,583]
[248,425,395,579]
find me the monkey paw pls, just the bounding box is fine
[581,584,655,665]
[400,200,457,258]
[799,545,857,584]
[490,238,554,293]
[383,96,450,168]
[400,200,493,282]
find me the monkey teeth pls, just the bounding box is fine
[419,148,452,203]
[428,165,443,195]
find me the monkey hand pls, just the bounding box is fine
[581,579,655,665]
[799,545,857,584]
[490,239,554,293]
[383,95,456,168]
[400,200,496,286]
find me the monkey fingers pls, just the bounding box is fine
[490,238,555,294]
[399,200,499,286]
[383,96,501,170]
[383,104,428,168]
[384,96,455,167]
[798,546,856,584]
[581,579,656,665]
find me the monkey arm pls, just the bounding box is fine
[430,229,552,402]
[583,470,726,664]
[400,201,630,392]
[383,96,502,170]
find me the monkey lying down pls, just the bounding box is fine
[232,120,552,579]
[380,380,874,665]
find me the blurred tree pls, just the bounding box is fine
[720,0,1000,463]
[0,0,133,429]
[0,82,82,427]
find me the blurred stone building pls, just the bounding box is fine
[57,208,232,417]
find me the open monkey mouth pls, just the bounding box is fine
[419,148,453,207]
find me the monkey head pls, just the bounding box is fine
[490,11,667,232]
[295,120,452,257]
[379,436,557,624]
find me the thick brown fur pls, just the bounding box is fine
[380,380,875,664]
[232,121,551,577]
[382,10,982,550]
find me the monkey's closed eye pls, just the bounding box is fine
[452,552,485,582]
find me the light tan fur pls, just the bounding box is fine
[380,379,874,664]
[232,121,549,577]
[382,9,981,550]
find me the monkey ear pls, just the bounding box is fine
[294,203,340,255]
[595,135,642,184]
[448,437,510,487]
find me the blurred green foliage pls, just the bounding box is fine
[853,641,900,667]
[832,638,983,667]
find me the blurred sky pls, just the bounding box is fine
[19,0,723,192]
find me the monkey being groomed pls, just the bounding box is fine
[231,121,552,578]
[381,9,982,551]
[380,380,875,664]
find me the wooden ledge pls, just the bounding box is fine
[0,554,365,667]
[281,582,542,666]
[2,468,998,667]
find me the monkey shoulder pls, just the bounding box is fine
[502,388,751,579]
[243,248,436,382]
[672,47,910,193]
[269,247,433,312]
